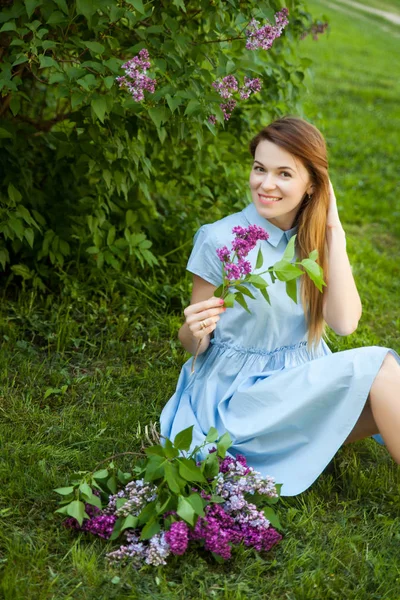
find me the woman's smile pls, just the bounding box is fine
[258,194,282,205]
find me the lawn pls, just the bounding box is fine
[1,1,400,599]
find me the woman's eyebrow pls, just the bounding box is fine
[254,160,295,171]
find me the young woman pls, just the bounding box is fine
[160,116,400,496]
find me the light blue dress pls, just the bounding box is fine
[159,203,399,496]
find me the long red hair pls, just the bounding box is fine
[249,116,330,347]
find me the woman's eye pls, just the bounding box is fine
[254,166,264,172]
[281,171,291,178]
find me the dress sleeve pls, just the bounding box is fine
[186,224,222,287]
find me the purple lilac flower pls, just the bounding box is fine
[105,478,157,517]
[208,115,217,125]
[246,8,289,51]
[239,76,262,100]
[65,513,117,540]
[212,75,239,99]
[220,99,237,121]
[116,49,157,102]
[224,262,241,281]
[165,521,190,555]
[216,246,231,262]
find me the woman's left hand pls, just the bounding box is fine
[326,179,343,229]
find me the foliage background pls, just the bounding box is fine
[0,0,317,290]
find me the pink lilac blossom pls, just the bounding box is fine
[212,75,239,99]
[116,49,157,102]
[165,521,190,555]
[239,77,262,100]
[220,99,237,121]
[216,225,269,280]
[64,512,117,539]
[208,115,217,125]
[246,8,289,51]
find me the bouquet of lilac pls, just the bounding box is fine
[214,224,325,312]
[55,426,282,567]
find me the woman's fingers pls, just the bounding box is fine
[190,316,220,339]
[184,296,224,318]
[183,295,225,339]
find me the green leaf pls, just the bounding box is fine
[76,0,97,20]
[144,445,166,457]
[176,495,195,525]
[234,285,256,300]
[107,226,116,246]
[54,486,74,495]
[173,425,193,451]
[126,0,145,14]
[145,455,166,481]
[187,493,205,517]
[205,427,219,443]
[0,128,13,139]
[177,458,206,483]
[86,246,100,254]
[82,41,105,54]
[164,462,181,493]
[148,107,166,129]
[91,97,107,123]
[39,56,58,70]
[213,284,224,298]
[107,475,117,494]
[256,246,264,269]
[121,514,139,532]
[8,184,22,204]
[234,292,250,314]
[282,234,296,262]
[223,292,236,308]
[0,22,17,33]
[165,94,182,113]
[263,506,282,530]
[216,432,232,458]
[23,228,34,248]
[285,278,297,304]
[79,482,92,498]
[86,493,102,509]
[308,249,318,261]
[172,0,186,12]
[273,261,303,282]
[140,519,161,540]
[25,0,43,19]
[164,438,179,459]
[300,258,326,292]
[203,452,219,479]
[66,500,86,526]
[247,274,268,288]
[93,469,109,479]
[184,100,201,116]
[259,286,271,305]
[54,0,69,14]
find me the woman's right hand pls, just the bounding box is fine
[183,296,226,340]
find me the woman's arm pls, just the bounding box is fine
[322,181,362,336]
[179,275,226,355]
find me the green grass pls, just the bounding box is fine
[1,2,400,599]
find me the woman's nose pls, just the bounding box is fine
[260,174,277,190]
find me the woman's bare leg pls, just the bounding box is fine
[369,352,400,462]
[344,352,400,451]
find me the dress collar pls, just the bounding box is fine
[242,202,298,247]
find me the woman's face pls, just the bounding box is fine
[249,139,313,231]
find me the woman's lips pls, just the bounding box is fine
[258,194,282,205]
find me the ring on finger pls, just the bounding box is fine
[200,318,209,330]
